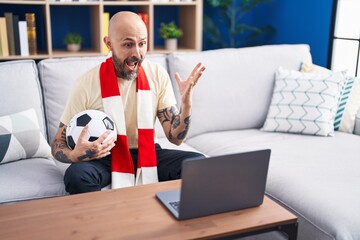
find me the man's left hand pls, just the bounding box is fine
[174,62,206,106]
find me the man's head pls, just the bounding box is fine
[104,11,148,81]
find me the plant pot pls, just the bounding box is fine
[67,44,81,52]
[165,38,178,51]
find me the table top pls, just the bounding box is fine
[0,180,297,240]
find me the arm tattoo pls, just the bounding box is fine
[60,126,66,141]
[169,107,180,139]
[52,138,72,163]
[52,141,68,150]
[157,108,172,124]
[52,122,72,163]
[177,115,191,140]
[172,114,181,129]
[52,127,68,150]
[158,106,179,124]
[157,107,178,139]
[54,151,71,163]
[157,106,191,140]
[169,106,180,127]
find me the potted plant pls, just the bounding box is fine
[159,21,183,51]
[63,33,83,52]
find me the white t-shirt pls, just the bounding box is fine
[61,59,177,148]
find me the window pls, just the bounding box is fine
[330,0,360,77]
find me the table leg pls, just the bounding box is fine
[278,222,298,240]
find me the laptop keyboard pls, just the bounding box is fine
[169,201,180,212]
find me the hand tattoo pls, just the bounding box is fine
[78,150,96,162]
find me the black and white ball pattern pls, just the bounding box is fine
[66,110,117,150]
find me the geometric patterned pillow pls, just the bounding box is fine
[301,62,360,133]
[262,66,346,136]
[0,108,52,164]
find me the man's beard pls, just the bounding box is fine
[113,55,143,81]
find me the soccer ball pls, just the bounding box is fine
[66,110,117,150]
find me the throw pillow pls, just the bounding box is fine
[262,66,346,136]
[300,62,331,74]
[0,108,52,164]
[301,62,360,133]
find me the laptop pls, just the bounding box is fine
[156,149,271,220]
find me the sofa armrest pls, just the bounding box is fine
[354,109,360,136]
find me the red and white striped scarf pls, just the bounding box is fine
[100,57,158,189]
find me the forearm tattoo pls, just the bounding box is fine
[172,112,181,130]
[54,151,71,163]
[158,107,191,140]
[52,123,71,163]
[177,115,191,140]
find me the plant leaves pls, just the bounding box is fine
[238,0,272,16]
[204,0,275,48]
[207,0,234,8]
[203,15,225,48]
[235,24,262,35]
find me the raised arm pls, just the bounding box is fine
[157,62,205,145]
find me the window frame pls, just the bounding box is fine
[328,0,360,76]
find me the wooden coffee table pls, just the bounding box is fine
[0,180,297,240]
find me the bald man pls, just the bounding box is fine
[51,11,206,194]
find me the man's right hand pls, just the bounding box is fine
[51,122,116,163]
[72,125,116,162]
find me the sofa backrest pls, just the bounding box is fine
[38,54,168,144]
[0,60,47,137]
[167,44,312,139]
[38,56,106,144]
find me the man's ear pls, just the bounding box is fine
[103,36,111,50]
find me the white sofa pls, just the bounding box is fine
[1,44,360,240]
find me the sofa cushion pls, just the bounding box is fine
[0,157,67,204]
[0,60,47,138]
[301,62,360,133]
[0,109,51,164]
[167,44,312,139]
[262,66,346,136]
